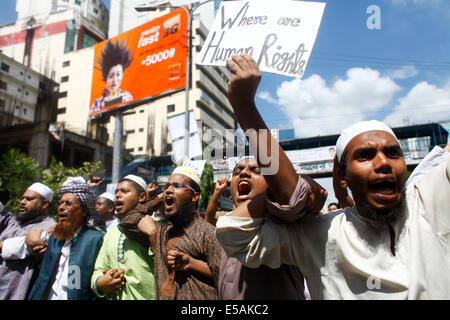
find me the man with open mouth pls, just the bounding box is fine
[215,54,450,299]
[91,174,157,300]
[0,183,56,300]
[137,166,223,300]
[204,156,326,300]
[27,178,103,300]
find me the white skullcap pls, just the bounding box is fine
[28,182,54,202]
[336,120,398,163]
[122,174,147,193]
[172,166,201,189]
[61,176,86,187]
[99,192,115,202]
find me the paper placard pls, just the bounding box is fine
[196,0,325,78]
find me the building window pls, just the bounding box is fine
[94,8,99,14]
[0,99,5,109]
[139,109,144,113]
[138,147,143,152]
[62,60,70,67]
[125,129,135,135]
[125,148,134,152]
[59,91,67,98]
[23,108,27,115]
[75,0,81,5]
[1,62,9,72]
[25,91,29,96]
[18,88,21,92]
[167,104,175,113]
[139,128,144,132]
[0,80,7,90]
[57,107,66,114]
[61,75,69,83]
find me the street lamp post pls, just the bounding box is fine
[136,0,213,160]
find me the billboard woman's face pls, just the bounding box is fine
[106,64,124,94]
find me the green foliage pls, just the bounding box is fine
[0,149,104,218]
[199,162,214,212]
[0,149,42,213]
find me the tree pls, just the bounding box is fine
[199,162,215,212]
[0,149,42,213]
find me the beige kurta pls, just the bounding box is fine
[216,156,450,299]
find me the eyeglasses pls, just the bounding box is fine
[163,182,196,193]
[57,200,80,208]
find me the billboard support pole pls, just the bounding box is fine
[112,111,123,183]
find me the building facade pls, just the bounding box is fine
[0,0,108,83]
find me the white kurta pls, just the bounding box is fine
[216,156,450,299]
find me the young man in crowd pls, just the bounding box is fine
[137,166,223,300]
[27,179,103,300]
[215,54,450,299]
[91,174,157,300]
[94,192,117,231]
[205,157,326,300]
[0,183,56,299]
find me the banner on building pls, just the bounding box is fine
[196,0,326,78]
[166,110,203,163]
[89,8,188,116]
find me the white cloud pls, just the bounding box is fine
[388,65,419,80]
[388,0,443,7]
[260,68,450,138]
[257,91,278,104]
[263,68,401,138]
[383,81,450,127]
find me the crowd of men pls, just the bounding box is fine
[0,54,449,300]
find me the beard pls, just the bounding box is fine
[358,193,406,227]
[162,201,194,227]
[16,204,41,224]
[54,214,84,241]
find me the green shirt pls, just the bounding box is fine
[91,226,155,300]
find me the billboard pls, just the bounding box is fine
[89,8,188,116]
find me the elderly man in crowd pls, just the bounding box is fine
[137,166,223,300]
[0,183,56,299]
[216,54,450,299]
[27,178,103,300]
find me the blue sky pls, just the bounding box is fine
[1,0,449,138]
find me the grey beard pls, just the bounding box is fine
[357,193,406,227]
[162,201,194,227]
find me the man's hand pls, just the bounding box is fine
[87,176,104,188]
[137,215,158,251]
[302,175,328,217]
[214,177,229,195]
[26,229,45,248]
[167,250,191,272]
[226,54,261,115]
[147,183,158,200]
[96,268,126,294]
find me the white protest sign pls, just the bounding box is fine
[195,0,326,78]
[181,159,207,177]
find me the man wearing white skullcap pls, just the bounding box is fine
[0,182,56,300]
[214,51,450,299]
[135,165,223,300]
[216,116,450,299]
[94,192,117,231]
[91,174,157,300]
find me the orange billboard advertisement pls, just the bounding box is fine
[89,8,187,116]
